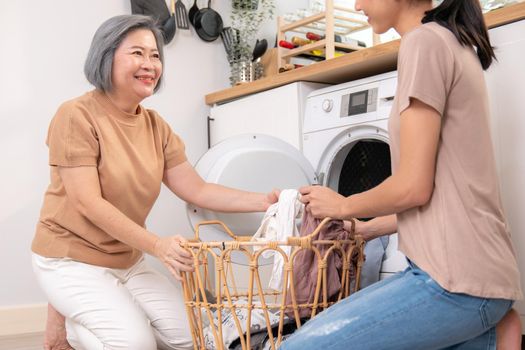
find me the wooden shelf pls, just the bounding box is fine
[206,2,525,106]
[277,0,369,68]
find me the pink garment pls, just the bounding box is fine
[286,212,358,318]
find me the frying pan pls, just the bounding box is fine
[194,0,223,42]
[130,0,175,44]
[188,0,200,26]
[130,0,170,23]
[162,0,177,44]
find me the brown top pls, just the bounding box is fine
[31,90,187,268]
[388,22,522,300]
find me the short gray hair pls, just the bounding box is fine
[84,15,165,93]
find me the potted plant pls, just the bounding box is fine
[229,0,275,84]
[232,0,260,10]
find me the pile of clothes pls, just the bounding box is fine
[201,298,297,350]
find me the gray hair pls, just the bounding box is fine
[84,15,165,93]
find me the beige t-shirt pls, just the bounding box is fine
[32,90,187,269]
[388,22,522,300]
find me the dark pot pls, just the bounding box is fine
[194,0,223,42]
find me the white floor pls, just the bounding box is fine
[0,332,43,350]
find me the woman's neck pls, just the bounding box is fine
[395,2,433,37]
[105,90,139,114]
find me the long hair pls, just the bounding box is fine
[422,0,496,70]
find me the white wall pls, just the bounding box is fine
[0,0,307,311]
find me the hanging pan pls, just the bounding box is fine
[130,0,176,44]
[194,0,223,42]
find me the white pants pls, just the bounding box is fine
[32,254,193,350]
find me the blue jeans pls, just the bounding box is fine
[280,262,513,350]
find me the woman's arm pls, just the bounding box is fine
[58,166,193,280]
[163,161,278,212]
[300,98,441,219]
[344,214,398,241]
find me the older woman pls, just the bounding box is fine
[31,15,277,350]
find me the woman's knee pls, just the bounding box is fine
[119,326,157,350]
[152,320,194,350]
[496,308,522,350]
[67,316,157,350]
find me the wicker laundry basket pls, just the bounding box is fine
[181,218,365,350]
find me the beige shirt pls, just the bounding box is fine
[388,22,522,300]
[32,90,187,268]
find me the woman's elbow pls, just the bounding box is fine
[69,195,98,217]
[406,184,433,208]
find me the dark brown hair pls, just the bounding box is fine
[421,0,496,70]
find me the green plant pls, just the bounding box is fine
[230,0,275,61]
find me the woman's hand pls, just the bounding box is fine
[299,185,346,219]
[44,304,73,350]
[154,235,194,281]
[264,189,280,210]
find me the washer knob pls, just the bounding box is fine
[322,99,333,112]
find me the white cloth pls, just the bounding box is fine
[32,254,193,350]
[251,189,303,290]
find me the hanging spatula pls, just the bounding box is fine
[175,0,190,30]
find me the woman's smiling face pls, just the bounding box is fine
[110,29,162,109]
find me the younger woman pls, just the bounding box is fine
[283,0,523,349]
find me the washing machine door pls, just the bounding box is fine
[187,134,316,246]
[311,124,408,277]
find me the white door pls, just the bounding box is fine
[188,134,315,241]
[187,134,316,290]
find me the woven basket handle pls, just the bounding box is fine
[193,220,240,241]
[299,217,356,240]
[304,217,332,240]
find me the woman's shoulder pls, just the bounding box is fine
[48,91,104,134]
[55,90,98,117]
[403,23,444,44]
[402,22,458,50]
[399,22,457,67]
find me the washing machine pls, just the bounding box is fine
[302,70,408,279]
[187,72,407,288]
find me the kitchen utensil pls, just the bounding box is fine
[130,0,170,23]
[252,39,268,62]
[162,0,177,44]
[175,0,190,29]
[188,0,200,26]
[194,0,223,42]
[220,27,234,61]
[130,0,175,44]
